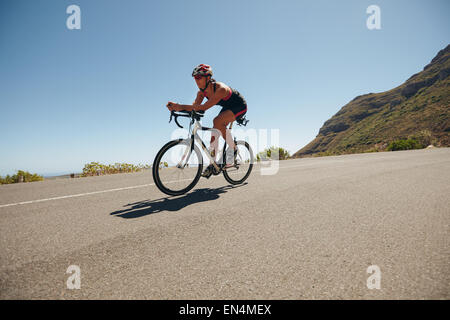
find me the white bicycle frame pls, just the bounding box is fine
[177,118,238,172]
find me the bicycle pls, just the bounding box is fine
[152,109,254,196]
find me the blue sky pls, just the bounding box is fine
[0,0,449,176]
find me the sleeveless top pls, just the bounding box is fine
[203,81,247,109]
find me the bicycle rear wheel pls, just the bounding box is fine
[222,140,254,185]
[152,139,203,196]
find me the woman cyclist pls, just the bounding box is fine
[167,64,248,178]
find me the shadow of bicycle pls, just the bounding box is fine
[110,183,248,219]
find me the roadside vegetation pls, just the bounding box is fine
[386,139,423,151]
[300,129,439,158]
[81,162,151,177]
[257,146,290,161]
[0,170,44,185]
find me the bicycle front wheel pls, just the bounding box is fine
[223,140,254,185]
[152,139,203,196]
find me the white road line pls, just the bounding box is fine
[0,183,156,208]
[0,162,313,208]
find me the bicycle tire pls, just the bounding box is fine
[222,140,254,185]
[152,139,203,196]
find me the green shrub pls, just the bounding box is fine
[387,139,423,151]
[257,146,290,161]
[0,170,44,184]
[81,162,151,177]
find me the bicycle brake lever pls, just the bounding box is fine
[174,115,184,128]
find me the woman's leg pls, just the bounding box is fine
[212,110,236,154]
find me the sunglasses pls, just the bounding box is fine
[194,75,203,80]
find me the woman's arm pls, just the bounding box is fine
[170,86,228,112]
[193,91,204,106]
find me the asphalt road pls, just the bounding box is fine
[1,148,449,299]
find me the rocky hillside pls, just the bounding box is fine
[293,44,450,157]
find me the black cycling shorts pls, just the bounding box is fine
[219,104,247,119]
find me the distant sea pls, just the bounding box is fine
[42,171,80,178]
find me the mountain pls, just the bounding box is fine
[293,44,450,158]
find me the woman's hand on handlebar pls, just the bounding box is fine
[166,101,181,112]
[166,102,199,113]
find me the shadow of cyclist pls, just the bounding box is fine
[110,183,247,219]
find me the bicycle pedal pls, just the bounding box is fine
[201,164,214,178]
[201,172,212,179]
[202,171,212,179]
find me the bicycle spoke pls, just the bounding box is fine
[222,140,253,184]
[153,140,202,195]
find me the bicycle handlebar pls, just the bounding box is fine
[168,108,248,128]
[169,110,205,128]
